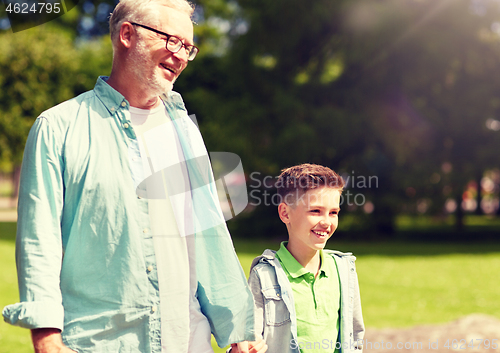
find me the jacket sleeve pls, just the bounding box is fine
[248,265,265,340]
[352,257,365,351]
[2,117,65,330]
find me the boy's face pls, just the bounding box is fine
[279,187,341,255]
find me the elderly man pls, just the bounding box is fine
[2,1,266,352]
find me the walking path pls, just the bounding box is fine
[365,314,500,352]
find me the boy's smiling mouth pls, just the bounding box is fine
[312,229,329,237]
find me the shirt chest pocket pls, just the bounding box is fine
[262,286,291,327]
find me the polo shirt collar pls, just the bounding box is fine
[276,241,329,279]
[318,250,330,278]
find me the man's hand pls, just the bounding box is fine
[31,328,78,353]
[230,337,268,353]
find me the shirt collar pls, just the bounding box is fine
[318,250,330,278]
[93,76,129,114]
[276,241,331,279]
[93,76,187,115]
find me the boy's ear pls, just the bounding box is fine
[278,203,291,224]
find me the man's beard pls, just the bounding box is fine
[128,40,175,96]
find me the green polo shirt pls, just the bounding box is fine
[276,242,340,353]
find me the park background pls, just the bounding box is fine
[1,0,500,351]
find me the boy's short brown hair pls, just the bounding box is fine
[276,163,344,205]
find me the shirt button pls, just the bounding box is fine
[151,306,157,313]
[276,293,280,297]
[110,107,115,112]
[147,265,153,272]
[121,101,127,107]
[143,228,149,233]
[123,123,130,129]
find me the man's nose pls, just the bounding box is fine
[173,47,190,63]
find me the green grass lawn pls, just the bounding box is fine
[1,222,500,352]
[0,223,32,352]
[396,213,500,232]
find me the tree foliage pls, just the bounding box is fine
[2,0,500,235]
[178,0,500,235]
[0,25,112,172]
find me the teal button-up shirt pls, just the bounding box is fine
[2,77,254,352]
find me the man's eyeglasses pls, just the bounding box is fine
[130,22,199,61]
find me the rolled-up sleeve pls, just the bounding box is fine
[2,116,65,330]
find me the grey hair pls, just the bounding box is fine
[109,0,194,48]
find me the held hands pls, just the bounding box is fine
[230,337,268,353]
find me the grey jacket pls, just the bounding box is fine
[248,249,365,353]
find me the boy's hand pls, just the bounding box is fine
[230,338,268,353]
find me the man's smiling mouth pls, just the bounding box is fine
[161,63,177,74]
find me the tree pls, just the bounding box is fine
[180,0,500,236]
[0,26,76,171]
[0,24,112,200]
[341,0,500,230]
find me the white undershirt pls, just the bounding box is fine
[129,105,213,353]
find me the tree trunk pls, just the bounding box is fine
[455,193,464,232]
[475,173,483,215]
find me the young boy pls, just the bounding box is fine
[248,163,364,353]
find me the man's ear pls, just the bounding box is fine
[118,22,135,49]
[278,203,291,224]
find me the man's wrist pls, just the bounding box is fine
[31,328,65,353]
